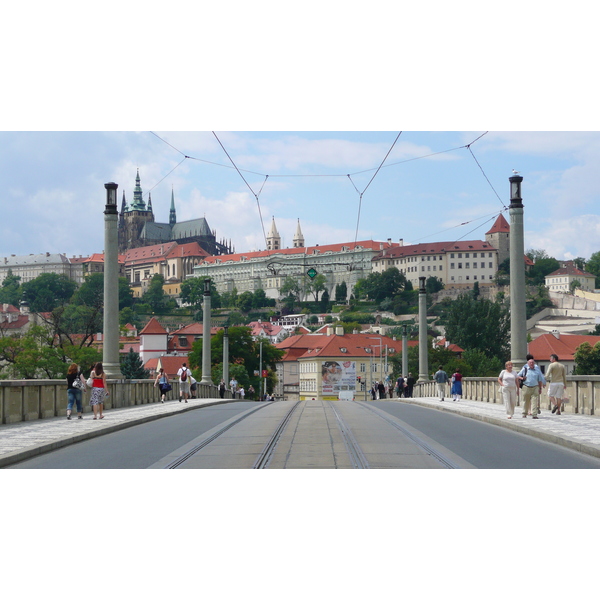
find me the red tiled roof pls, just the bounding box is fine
[0,315,30,329]
[165,242,209,259]
[170,323,221,336]
[144,355,193,377]
[120,342,141,354]
[200,240,395,265]
[124,242,178,265]
[139,317,168,335]
[528,333,600,362]
[0,304,20,313]
[546,265,595,278]
[486,213,510,234]
[83,253,125,264]
[372,240,495,261]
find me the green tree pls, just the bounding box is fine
[21,273,77,313]
[586,251,600,287]
[573,341,600,375]
[425,276,444,294]
[444,293,510,361]
[335,281,348,303]
[119,307,142,329]
[142,274,171,313]
[237,291,254,313]
[0,269,22,306]
[570,279,582,293]
[319,288,330,313]
[120,348,150,379]
[525,249,560,286]
[354,268,407,303]
[306,273,327,302]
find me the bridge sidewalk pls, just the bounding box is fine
[0,398,234,468]
[394,395,600,461]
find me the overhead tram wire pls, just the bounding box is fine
[212,131,270,249]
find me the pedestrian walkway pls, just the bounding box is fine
[396,395,600,460]
[0,398,233,468]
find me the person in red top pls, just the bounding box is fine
[90,362,108,419]
[451,368,463,401]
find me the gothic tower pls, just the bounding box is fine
[118,169,155,252]
[169,187,177,226]
[266,217,281,251]
[293,218,305,248]
[485,213,510,266]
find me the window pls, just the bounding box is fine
[474,275,478,280]
[422,266,425,271]
[451,253,455,258]
[458,253,462,258]
[458,263,462,269]
[466,276,470,280]
[489,252,492,258]
[481,253,485,258]
[439,265,443,271]
[178,336,188,346]
[450,263,455,269]
[465,262,470,269]
[489,262,493,268]
[360,363,366,373]
[465,253,469,258]
[427,266,431,271]
[433,266,436,271]
[481,262,485,268]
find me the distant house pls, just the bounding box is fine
[274,327,412,401]
[545,261,596,293]
[247,320,287,344]
[528,332,600,375]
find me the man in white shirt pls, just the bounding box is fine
[177,362,192,403]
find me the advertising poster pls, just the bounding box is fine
[321,360,356,395]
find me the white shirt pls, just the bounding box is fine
[499,369,518,388]
[177,367,191,382]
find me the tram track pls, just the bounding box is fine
[164,402,273,469]
[329,402,370,469]
[356,401,461,469]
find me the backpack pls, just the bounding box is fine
[181,369,187,382]
[518,366,527,388]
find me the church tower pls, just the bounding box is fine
[292,219,305,248]
[266,217,281,251]
[118,169,155,252]
[169,187,177,226]
[485,213,510,266]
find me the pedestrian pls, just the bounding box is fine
[546,353,567,415]
[219,379,226,399]
[451,368,463,401]
[189,374,197,399]
[370,383,377,401]
[377,380,386,399]
[66,363,85,420]
[154,368,170,403]
[405,373,415,398]
[517,355,546,419]
[89,362,107,420]
[433,366,449,401]
[239,386,245,400]
[396,375,405,398]
[177,362,192,403]
[248,385,255,400]
[229,377,238,398]
[498,361,519,419]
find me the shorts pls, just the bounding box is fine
[548,382,565,398]
[180,381,190,394]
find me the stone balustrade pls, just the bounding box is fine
[414,376,600,416]
[0,379,233,424]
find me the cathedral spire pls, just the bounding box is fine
[266,216,281,251]
[147,192,153,213]
[293,218,305,248]
[169,186,177,226]
[131,168,146,210]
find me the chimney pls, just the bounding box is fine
[335,326,344,336]
[326,326,334,336]
[551,329,560,339]
[399,239,404,247]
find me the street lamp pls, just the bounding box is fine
[102,182,122,379]
[402,324,408,377]
[509,174,527,371]
[222,325,229,390]
[201,278,212,385]
[418,276,429,382]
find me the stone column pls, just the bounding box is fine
[201,278,212,385]
[418,276,429,382]
[103,183,123,378]
[222,326,229,387]
[509,175,527,371]
[402,324,408,377]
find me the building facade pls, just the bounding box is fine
[192,223,398,300]
[545,261,596,293]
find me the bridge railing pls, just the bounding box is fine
[413,376,600,416]
[0,379,232,425]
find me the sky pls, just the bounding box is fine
[2,130,600,262]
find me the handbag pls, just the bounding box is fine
[73,377,85,391]
[87,377,94,387]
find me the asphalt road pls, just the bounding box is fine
[9,400,600,469]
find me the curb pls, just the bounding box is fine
[0,399,240,469]
[397,398,600,461]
